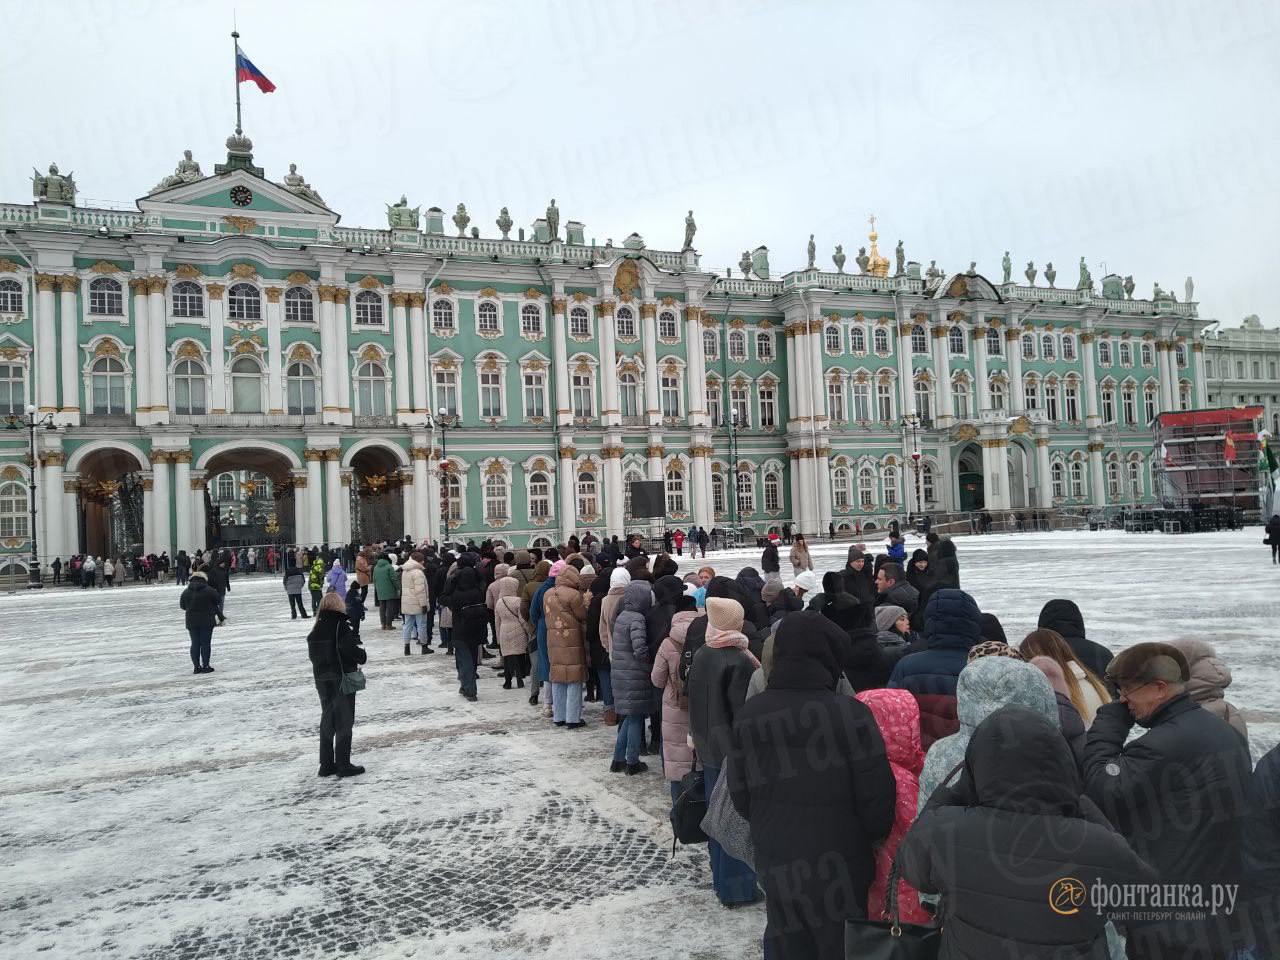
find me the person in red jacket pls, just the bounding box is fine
[672,528,685,556]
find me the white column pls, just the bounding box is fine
[324,452,343,546]
[265,287,285,413]
[1157,341,1175,412]
[1089,443,1106,506]
[932,316,954,420]
[306,452,325,545]
[291,471,308,546]
[207,285,227,413]
[337,469,352,545]
[936,440,955,511]
[142,472,156,555]
[173,453,192,553]
[897,320,916,418]
[604,453,624,537]
[65,475,80,556]
[334,291,352,417]
[413,449,430,540]
[34,275,58,414]
[685,306,708,428]
[151,454,172,556]
[191,474,208,550]
[808,319,825,425]
[552,299,571,426]
[1081,332,1099,425]
[391,292,411,416]
[597,302,618,426]
[318,287,339,422]
[409,294,428,414]
[1007,327,1026,415]
[642,304,660,424]
[58,277,79,415]
[973,314,990,413]
[791,324,811,419]
[148,278,168,423]
[797,454,817,537]
[816,454,833,534]
[401,471,415,538]
[691,447,711,529]
[1192,343,1207,406]
[127,279,150,418]
[558,451,575,542]
[788,456,803,533]
[43,456,65,565]
[1035,438,1053,508]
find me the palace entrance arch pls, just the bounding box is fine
[347,443,406,545]
[200,445,298,548]
[68,443,148,559]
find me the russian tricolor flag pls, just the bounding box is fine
[235,44,276,93]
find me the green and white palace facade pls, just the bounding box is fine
[0,135,1210,569]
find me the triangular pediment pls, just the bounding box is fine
[138,169,337,223]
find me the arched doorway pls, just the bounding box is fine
[349,446,404,545]
[202,447,297,547]
[1007,441,1032,509]
[956,444,984,512]
[74,446,147,558]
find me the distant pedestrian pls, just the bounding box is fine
[284,559,309,619]
[325,559,348,600]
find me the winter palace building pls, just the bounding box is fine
[0,133,1213,571]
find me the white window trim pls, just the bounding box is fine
[440,454,471,526]
[478,457,514,525]
[658,309,681,343]
[567,303,595,341]
[522,454,556,523]
[474,296,504,338]
[226,351,269,414]
[284,356,323,414]
[282,284,318,329]
[351,352,394,418]
[0,336,33,413]
[81,336,134,414]
[167,344,211,415]
[873,324,892,357]
[431,350,465,416]
[473,353,510,422]
[83,274,128,324]
[168,279,207,323]
[430,293,460,338]
[0,272,28,321]
[519,301,546,341]
[349,288,389,333]
[226,280,266,325]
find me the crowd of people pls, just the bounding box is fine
[165,526,1279,959]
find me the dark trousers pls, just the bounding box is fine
[763,893,862,960]
[455,641,478,697]
[309,588,322,614]
[315,677,355,770]
[288,594,309,618]
[53,569,60,583]
[188,625,213,668]
[379,598,399,628]
[502,654,526,684]
[1272,543,1279,563]
[425,599,437,643]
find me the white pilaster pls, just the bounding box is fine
[1081,331,1099,425]
[604,453,624,537]
[808,317,825,426]
[324,452,343,547]
[816,453,833,534]
[191,474,208,551]
[318,288,339,423]
[598,302,618,427]
[335,291,352,419]
[1035,438,1053,509]
[391,292,411,416]
[35,276,58,414]
[207,285,227,413]
[130,279,151,419]
[896,316,916,418]
[173,454,192,553]
[932,314,954,421]
[142,472,156,555]
[1089,443,1106,507]
[151,454,171,556]
[642,304,660,424]
[426,453,442,546]
[292,471,309,546]
[413,449,430,541]
[558,453,575,542]
[1192,343,1207,406]
[973,314,990,413]
[685,305,708,428]
[1007,326,1026,415]
[44,457,65,565]
[691,447,711,529]
[401,472,416,539]
[147,279,168,423]
[552,299,571,426]
[265,287,285,413]
[58,277,79,417]
[1157,341,1175,412]
[409,293,428,414]
[306,452,325,545]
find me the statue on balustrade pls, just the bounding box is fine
[925,260,940,282]
[895,240,905,276]
[281,163,324,205]
[153,150,205,192]
[1077,257,1093,291]
[1045,262,1056,288]
[1024,261,1037,285]
[496,207,513,239]
[807,234,816,269]
[1122,275,1135,299]
[545,199,560,241]
[683,210,697,250]
[1002,251,1012,284]
[739,250,753,279]
[856,246,870,274]
[32,163,76,204]
[453,203,471,237]
[1185,276,1194,302]
[832,244,846,273]
[386,195,420,229]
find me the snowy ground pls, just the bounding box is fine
[0,529,1276,959]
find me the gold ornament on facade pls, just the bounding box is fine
[639,303,657,319]
[525,287,542,300]
[1035,437,1051,448]
[551,297,566,313]
[730,317,747,329]
[55,275,77,292]
[223,215,257,234]
[340,473,353,487]
[356,275,381,290]
[480,356,500,372]
[597,300,615,317]
[434,280,454,295]
[1192,341,1204,352]
[141,477,154,492]
[264,286,283,303]
[979,438,1007,449]
[128,277,148,293]
[39,451,65,467]
[317,284,338,302]
[93,339,122,358]
[1080,332,1095,344]
[600,446,624,460]
[578,457,597,474]
[233,339,257,355]
[613,260,640,300]
[171,449,193,464]
[529,457,549,472]
[954,424,979,441]
[931,325,948,339]
[359,344,382,362]
[389,291,408,307]
[206,283,225,300]
[287,344,314,363]
[571,291,589,303]
[282,271,310,285]
[0,347,21,360]
[230,263,258,280]
[524,358,546,372]
[478,286,498,298]
[1010,416,1034,435]
[0,465,23,481]
[558,446,576,460]
[408,292,425,308]
[173,264,201,279]
[90,261,121,276]
[573,360,591,375]
[334,289,349,304]
[176,340,203,360]
[0,258,21,274]
[35,273,59,292]
[434,357,457,370]
[1087,441,1106,453]
[1004,327,1020,341]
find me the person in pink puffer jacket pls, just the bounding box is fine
[855,687,932,926]
[651,606,703,807]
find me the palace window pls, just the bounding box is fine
[89,277,123,316]
[91,356,127,414]
[616,306,636,339]
[1022,333,1036,360]
[1045,381,1060,421]
[284,286,314,324]
[522,369,546,419]
[569,306,591,338]
[729,330,747,361]
[659,310,679,340]
[833,467,851,509]
[827,379,846,422]
[736,469,754,515]
[623,469,643,518]
[528,472,550,519]
[914,381,932,421]
[877,381,894,421]
[1179,381,1192,410]
[479,369,503,418]
[825,325,842,354]
[883,464,899,507]
[707,382,722,427]
[173,359,207,415]
[1098,340,1112,365]
[0,363,25,415]
[703,329,718,360]
[763,471,781,512]
[911,325,928,354]
[1144,385,1158,424]
[520,303,543,337]
[853,381,871,421]
[1119,341,1132,367]
[572,370,594,418]
[228,283,262,322]
[442,472,462,521]
[171,281,204,318]
[1141,342,1154,367]
[484,472,508,521]
[1064,380,1080,421]
[354,290,383,326]
[1070,461,1085,498]
[1175,344,1187,368]
[850,327,866,354]
[354,360,389,416]
[1041,334,1056,360]
[990,379,1006,411]
[230,356,263,413]
[434,368,459,416]
[948,326,966,355]
[0,279,23,314]
[0,481,29,539]
[756,331,773,360]
[759,384,776,427]
[858,466,875,508]
[1101,385,1116,424]
[874,328,890,354]
[576,471,598,517]
[1122,383,1137,424]
[730,386,750,427]
[1024,376,1040,410]
[921,463,936,504]
[666,468,686,514]
[661,372,681,418]
[1051,462,1065,499]
[286,361,318,415]
[952,381,970,419]
[432,299,455,331]
[986,327,1002,356]
[1107,460,1122,498]
[711,472,726,514]
[1062,335,1076,361]
[477,301,500,333]
[618,372,640,418]
[1127,458,1142,498]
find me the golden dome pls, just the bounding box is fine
[866,214,890,278]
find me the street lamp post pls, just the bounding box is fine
[903,413,923,523]
[5,404,58,587]
[728,409,743,549]
[427,406,457,547]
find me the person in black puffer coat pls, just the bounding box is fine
[1037,599,1113,685]
[585,585,609,705]
[734,567,770,631]
[838,546,876,607]
[1240,742,1280,958]
[179,570,222,674]
[900,705,1155,960]
[306,591,369,777]
[932,536,960,589]
[730,612,896,959]
[443,560,487,701]
[610,580,654,773]
[820,584,891,691]
[760,541,780,577]
[904,549,935,631]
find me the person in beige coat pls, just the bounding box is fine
[354,550,373,592]
[789,534,813,576]
[1171,637,1249,746]
[599,566,631,655]
[652,607,702,803]
[544,564,589,727]
[399,552,433,654]
[493,575,529,689]
[486,563,510,651]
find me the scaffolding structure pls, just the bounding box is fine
[1152,406,1264,517]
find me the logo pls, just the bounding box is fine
[1049,877,1087,916]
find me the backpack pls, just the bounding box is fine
[669,768,708,855]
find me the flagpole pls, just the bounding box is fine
[232,29,242,134]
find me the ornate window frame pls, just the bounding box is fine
[522,454,556,526]
[478,456,514,527]
[473,351,510,422]
[168,339,210,415]
[81,335,133,414]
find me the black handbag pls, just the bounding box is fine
[669,768,708,854]
[843,860,940,959]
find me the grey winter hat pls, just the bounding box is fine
[1106,642,1191,687]
[875,605,906,633]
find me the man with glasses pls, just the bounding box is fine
[1083,643,1252,959]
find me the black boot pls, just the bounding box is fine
[404,643,411,656]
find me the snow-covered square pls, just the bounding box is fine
[1,529,1275,959]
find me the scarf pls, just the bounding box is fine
[706,626,761,669]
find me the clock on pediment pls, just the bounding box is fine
[230,185,253,207]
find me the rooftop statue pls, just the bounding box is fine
[683,210,697,250]
[545,199,560,241]
[1001,251,1012,284]
[1045,262,1056,288]
[1123,275,1135,300]
[386,195,420,230]
[1077,256,1093,291]
[855,246,870,274]
[967,261,977,276]
[452,203,471,237]
[1185,275,1194,302]
[807,234,816,270]
[32,162,76,204]
[281,162,324,205]
[832,244,846,273]
[895,240,905,276]
[153,149,205,192]
[496,207,513,240]
[739,250,753,279]
[1024,261,1037,286]
[925,260,940,282]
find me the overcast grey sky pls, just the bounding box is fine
[4,0,1278,326]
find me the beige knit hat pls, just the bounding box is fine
[706,597,745,632]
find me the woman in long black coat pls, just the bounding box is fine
[306,591,368,777]
[443,562,487,701]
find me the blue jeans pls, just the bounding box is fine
[596,667,614,707]
[551,681,584,723]
[455,641,477,698]
[612,714,644,765]
[703,765,759,905]
[188,625,213,669]
[402,612,423,642]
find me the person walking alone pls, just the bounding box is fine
[788,533,812,576]
[179,568,221,674]
[283,557,309,619]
